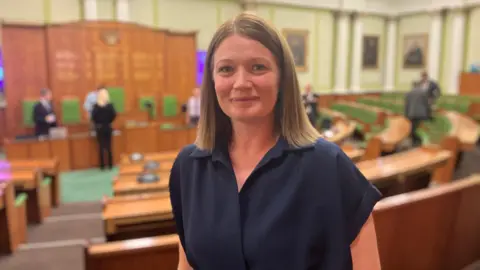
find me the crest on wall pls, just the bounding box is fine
[101,30,120,46]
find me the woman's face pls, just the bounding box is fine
[212,34,279,123]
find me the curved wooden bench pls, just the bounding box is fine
[375,116,411,152]
[373,174,480,270]
[118,161,174,176]
[113,172,170,197]
[323,118,356,145]
[442,111,480,150]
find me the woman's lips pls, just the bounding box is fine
[231,97,259,102]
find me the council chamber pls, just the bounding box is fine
[0,0,479,269]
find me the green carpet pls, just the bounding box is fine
[60,167,118,203]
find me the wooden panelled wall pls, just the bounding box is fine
[0,21,196,138]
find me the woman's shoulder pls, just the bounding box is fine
[173,144,203,167]
[304,138,345,161]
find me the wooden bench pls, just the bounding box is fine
[0,158,61,207]
[322,118,356,145]
[113,172,170,197]
[374,174,480,270]
[0,181,28,255]
[85,234,179,270]
[0,170,51,224]
[442,110,480,150]
[118,161,174,176]
[102,194,175,241]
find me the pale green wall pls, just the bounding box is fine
[361,15,386,90]
[395,13,431,90]
[440,12,453,90]
[0,0,45,23]
[465,7,480,69]
[255,5,335,93]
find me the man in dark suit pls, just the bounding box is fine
[405,82,431,147]
[301,84,320,127]
[33,88,57,136]
[419,71,441,104]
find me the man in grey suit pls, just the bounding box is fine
[405,81,432,146]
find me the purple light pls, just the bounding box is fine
[0,50,3,90]
[196,51,207,86]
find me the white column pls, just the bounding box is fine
[350,13,363,92]
[116,0,130,22]
[383,17,397,91]
[334,12,350,92]
[447,8,466,94]
[84,0,98,21]
[427,9,444,81]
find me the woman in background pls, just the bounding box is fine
[91,89,117,170]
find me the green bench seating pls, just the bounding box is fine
[61,98,81,125]
[329,103,385,140]
[22,100,37,127]
[416,114,452,145]
[357,98,403,115]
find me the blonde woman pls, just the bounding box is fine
[91,88,116,170]
[169,13,382,270]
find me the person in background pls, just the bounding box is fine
[170,13,382,270]
[186,87,201,126]
[33,88,57,136]
[91,89,117,170]
[301,83,319,127]
[419,71,440,104]
[405,81,431,147]
[84,85,104,120]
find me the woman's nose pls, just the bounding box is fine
[233,68,252,89]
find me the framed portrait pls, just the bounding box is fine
[362,35,379,69]
[403,34,429,69]
[282,29,309,72]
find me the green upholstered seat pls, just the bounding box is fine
[42,177,52,187]
[22,100,37,127]
[61,98,81,124]
[160,123,175,130]
[15,192,28,207]
[108,87,125,113]
[139,96,157,119]
[163,95,178,117]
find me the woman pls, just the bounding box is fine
[169,13,382,270]
[91,89,116,170]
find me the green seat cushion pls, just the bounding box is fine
[139,96,157,119]
[42,177,52,187]
[163,95,178,117]
[160,123,175,130]
[23,100,37,127]
[61,98,81,124]
[107,87,125,113]
[15,192,28,207]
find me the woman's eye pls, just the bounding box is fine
[252,64,267,71]
[218,66,233,73]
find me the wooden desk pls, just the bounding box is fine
[0,158,61,207]
[113,172,170,196]
[377,116,411,152]
[341,145,365,162]
[118,161,174,176]
[119,151,180,164]
[0,170,51,224]
[102,194,175,241]
[357,146,451,195]
[0,181,27,255]
[442,111,480,150]
[85,234,179,270]
[323,119,356,145]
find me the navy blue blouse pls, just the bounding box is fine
[169,138,382,270]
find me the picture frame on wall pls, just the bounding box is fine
[282,29,309,72]
[403,34,429,69]
[362,35,379,69]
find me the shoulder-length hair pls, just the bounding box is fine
[195,12,320,151]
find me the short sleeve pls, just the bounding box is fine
[336,150,382,244]
[169,152,186,249]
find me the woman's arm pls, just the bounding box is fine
[178,244,193,270]
[351,214,381,270]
